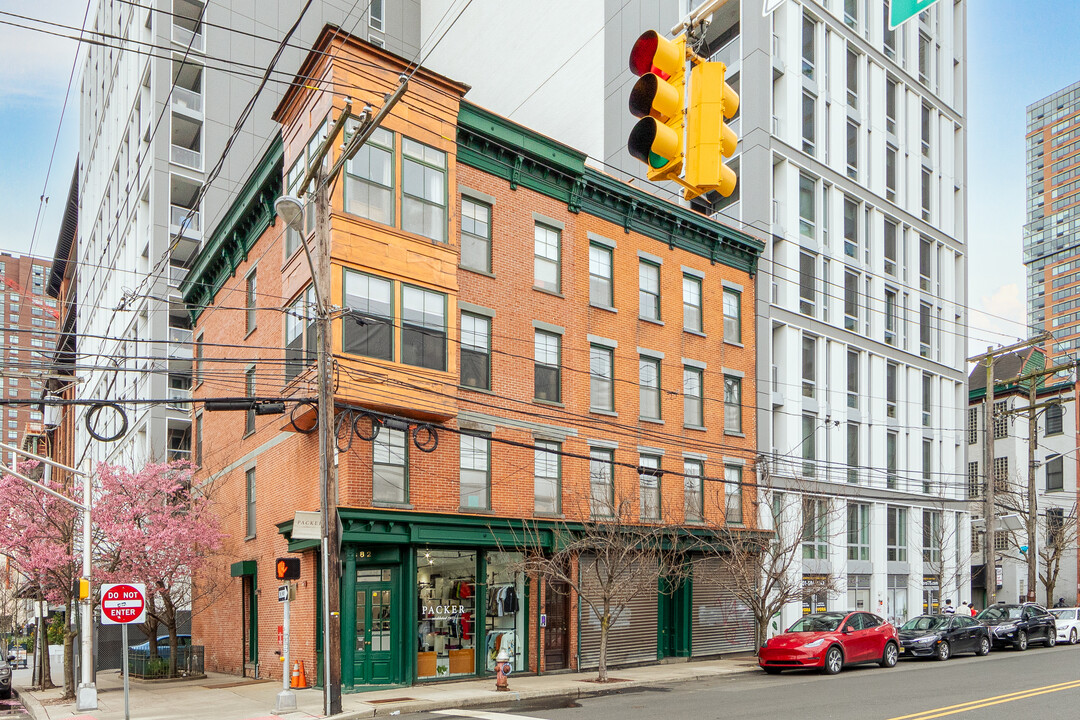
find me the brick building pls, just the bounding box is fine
[183,28,763,690]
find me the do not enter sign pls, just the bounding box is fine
[101,583,147,625]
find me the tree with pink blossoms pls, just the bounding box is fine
[94,460,224,678]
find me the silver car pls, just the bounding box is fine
[1051,607,1080,644]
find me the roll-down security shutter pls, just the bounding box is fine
[578,555,658,668]
[691,557,756,655]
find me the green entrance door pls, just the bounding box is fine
[354,571,394,684]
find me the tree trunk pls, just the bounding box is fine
[62,601,76,699]
[754,610,768,656]
[39,607,54,690]
[166,620,179,678]
[597,604,609,683]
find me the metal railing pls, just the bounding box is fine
[128,645,204,679]
[170,144,202,170]
[171,23,205,53]
[168,326,193,346]
[169,265,190,287]
[171,86,203,114]
[167,387,191,410]
[170,204,201,234]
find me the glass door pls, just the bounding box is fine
[355,569,394,684]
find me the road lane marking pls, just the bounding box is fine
[432,710,543,720]
[886,679,1080,720]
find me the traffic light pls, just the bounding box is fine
[276,557,300,580]
[683,61,740,199]
[74,577,89,600]
[628,31,687,181]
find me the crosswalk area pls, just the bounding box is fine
[431,709,549,720]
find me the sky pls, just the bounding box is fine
[0,0,1077,354]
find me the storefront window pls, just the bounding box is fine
[417,550,477,679]
[847,574,870,611]
[887,574,908,626]
[484,552,524,672]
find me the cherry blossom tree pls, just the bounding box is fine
[94,461,224,678]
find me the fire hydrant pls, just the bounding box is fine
[494,648,512,691]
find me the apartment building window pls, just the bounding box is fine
[846,47,859,109]
[460,197,492,273]
[369,0,383,31]
[802,497,828,559]
[887,506,907,561]
[885,288,898,345]
[884,220,898,276]
[1048,508,1065,546]
[844,270,859,331]
[883,2,896,58]
[799,173,816,237]
[886,144,898,202]
[802,335,816,398]
[589,448,615,517]
[918,32,930,84]
[1046,454,1064,491]
[993,401,1008,439]
[921,168,932,221]
[589,345,615,412]
[968,461,982,498]
[534,223,561,292]
[919,302,932,358]
[967,407,979,444]
[194,413,202,467]
[244,366,255,435]
[847,503,870,561]
[401,285,447,371]
[285,286,316,381]
[245,468,256,538]
[725,465,743,525]
[639,455,661,521]
[460,433,490,510]
[922,439,933,493]
[802,92,816,154]
[886,77,898,135]
[846,121,859,180]
[1046,403,1064,435]
[994,456,1009,492]
[847,422,860,483]
[639,356,661,420]
[922,510,941,564]
[639,261,661,320]
[843,196,858,258]
[345,126,393,224]
[723,288,741,343]
[343,270,393,361]
[683,274,702,332]
[847,350,859,409]
[684,366,704,427]
[886,362,898,418]
[919,238,932,290]
[245,269,257,334]
[684,459,703,522]
[534,330,561,403]
[373,428,408,504]
[589,243,614,307]
[724,376,742,433]
[799,252,816,316]
[401,138,447,242]
[802,414,817,477]
[886,431,898,489]
[534,441,561,514]
[460,312,491,390]
[801,13,816,79]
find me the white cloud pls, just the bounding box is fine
[0,0,90,103]
[968,283,1028,356]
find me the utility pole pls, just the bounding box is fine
[276,77,408,718]
[969,333,1050,607]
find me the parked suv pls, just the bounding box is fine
[0,650,13,700]
[976,602,1056,650]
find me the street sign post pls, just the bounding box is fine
[889,0,942,29]
[275,580,297,712]
[101,583,146,720]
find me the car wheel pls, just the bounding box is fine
[822,646,844,675]
[975,636,991,656]
[1047,631,1057,647]
[880,641,899,668]
[1070,628,1077,645]
[1015,630,1028,651]
[762,667,781,675]
[935,640,951,661]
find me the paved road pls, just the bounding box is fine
[0,693,31,720]
[409,643,1080,720]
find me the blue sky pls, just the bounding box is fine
[0,0,1077,349]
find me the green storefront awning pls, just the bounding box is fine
[230,560,257,577]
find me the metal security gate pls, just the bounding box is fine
[691,558,755,656]
[578,556,658,668]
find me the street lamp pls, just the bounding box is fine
[274,195,304,234]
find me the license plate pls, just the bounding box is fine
[898,647,906,653]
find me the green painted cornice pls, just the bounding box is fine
[181,135,284,321]
[456,101,764,275]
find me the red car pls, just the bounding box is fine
[759,611,899,675]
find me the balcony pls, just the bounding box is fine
[171,86,203,115]
[171,23,204,53]
[169,264,190,288]
[170,145,202,170]
[168,326,193,358]
[167,387,192,411]
[170,204,201,236]
[170,113,203,171]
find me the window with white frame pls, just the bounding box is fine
[589,344,614,412]
[639,455,661,521]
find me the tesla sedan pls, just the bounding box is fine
[759,611,899,675]
[897,614,991,660]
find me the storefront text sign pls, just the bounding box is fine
[422,604,467,619]
[291,511,322,540]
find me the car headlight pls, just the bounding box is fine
[913,636,937,645]
[0,667,9,677]
[995,623,1017,634]
[803,638,826,649]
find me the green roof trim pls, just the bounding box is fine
[969,378,1073,402]
[230,560,257,577]
[456,101,764,274]
[181,135,284,320]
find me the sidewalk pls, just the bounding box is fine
[13,656,759,720]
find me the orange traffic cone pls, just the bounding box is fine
[295,660,308,689]
[290,660,300,688]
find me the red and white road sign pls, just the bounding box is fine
[101,583,147,625]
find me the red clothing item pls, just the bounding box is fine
[461,611,472,640]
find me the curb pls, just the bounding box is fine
[326,663,761,719]
[13,686,50,720]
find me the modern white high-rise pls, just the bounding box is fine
[423,0,971,629]
[75,1,421,468]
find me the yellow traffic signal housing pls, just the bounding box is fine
[684,61,740,199]
[77,577,90,600]
[628,31,687,182]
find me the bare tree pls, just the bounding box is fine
[920,499,970,612]
[1038,504,1078,608]
[507,492,689,682]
